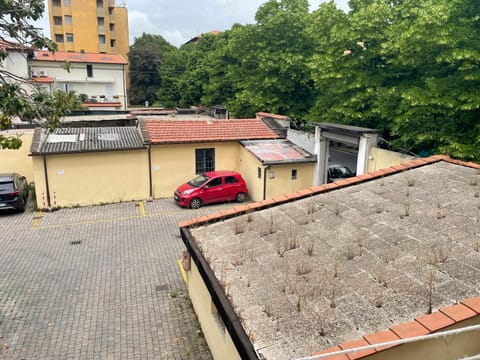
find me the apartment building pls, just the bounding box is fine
[47,0,129,60]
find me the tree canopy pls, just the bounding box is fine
[0,0,82,149]
[128,33,176,105]
[139,0,480,161]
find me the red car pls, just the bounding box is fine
[174,171,248,209]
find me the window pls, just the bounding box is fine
[258,167,262,179]
[109,23,115,31]
[64,15,72,24]
[52,0,60,6]
[63,0,70,6]
[110,39,116,48]
[97,17,104,26]
[98,35,106,44]
[108,7,114,15]
[55,34,64,42]
[208,178,222,187]
[96,0,103,8]
[66,33,74,42]
[195,148,215,174]
[225,176,239,184]
[291,169,298,180]
[53,16,62,25]
[86,64,93,77]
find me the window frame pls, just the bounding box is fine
[86,64,93,78]
[195,148,215,174]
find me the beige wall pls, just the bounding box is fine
[150,142,241,198]
[239,146,264,202]
[188,261,241,360]
[368,148,415,172]
[239,146,315,202]
[32,150,148,208]
[366,316,480,360]
[266,163,314,200]
[0,132,34,182]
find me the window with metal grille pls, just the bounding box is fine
[86,64,93,77]
[291,169,297,180]
[195,148,215,174]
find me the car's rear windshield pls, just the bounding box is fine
[188,174,210,188]
[0,181,15,192]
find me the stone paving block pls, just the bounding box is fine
[0,199,233,359]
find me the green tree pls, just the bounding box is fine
[0,0,58,149]
[308,0,480,161]
[224,0,315,119]
[128,33,176,105]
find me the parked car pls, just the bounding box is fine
[0,173,29,212]
[327,164,356,183]
[174,171,248,209]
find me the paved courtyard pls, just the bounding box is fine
[0,199,232,359]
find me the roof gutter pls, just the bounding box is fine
[180,227,259,360]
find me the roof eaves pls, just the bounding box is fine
[177,155,476,229]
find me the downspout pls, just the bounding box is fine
[122,63,127,111]
[43,155,51,208]
[148,144,153,199]
[263,165,270,200]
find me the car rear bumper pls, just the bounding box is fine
[0,199,23,210]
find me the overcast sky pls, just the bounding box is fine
[36,0,349,48]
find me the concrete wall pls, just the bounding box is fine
[0,131,34,181]
[32,149,149,208]
[238,146,264,202]
[365,316,480,360]
[188,261,241,360]
[368,148,415,172]
[266,163,315,200]
[150,142,241,198]
[287,128,315,154]
[238,146,315,202]
[1,50,29,79]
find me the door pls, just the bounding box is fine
[201,176,225,204]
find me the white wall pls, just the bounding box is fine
[29,60,127,108]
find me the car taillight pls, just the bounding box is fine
[8,190,20,196]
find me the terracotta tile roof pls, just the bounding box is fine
[31,76,55,83]
[255,112,291,121]
[312,298,480,359]
[33,50,127,64]
[142,118,281,144]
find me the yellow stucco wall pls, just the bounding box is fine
[0,132,34,182]
[239,146,315,202]
[368,148,415,172]
[365,316,480,360]
[188,261,241,360]
[150,142,241,198]
[266,163,314,200]
[32,150,149,208]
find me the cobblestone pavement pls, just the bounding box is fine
[0,199,233,359]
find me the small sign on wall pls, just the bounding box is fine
[154,165,161,171]
[57,169,65,175]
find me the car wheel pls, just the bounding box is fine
[190,198,202,209]
[236,192,247,203]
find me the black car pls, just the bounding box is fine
[0,173,29,212]
[327,164,356,183]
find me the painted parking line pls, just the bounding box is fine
[31,210,43,229]
[177,259,188,287]
[139,201,146,217]
[32,203,237,230]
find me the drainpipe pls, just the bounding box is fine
[263,165,270,200]
[122,64,127,111]
[148,145,153,199]
[43,155,51,208]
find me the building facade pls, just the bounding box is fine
[47,0,129,60]
[29,50,128,109]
